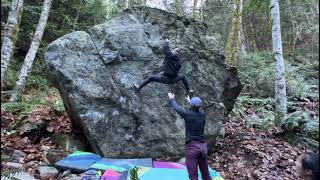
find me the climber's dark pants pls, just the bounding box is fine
[185,140,211,180]
[138,73,190,93]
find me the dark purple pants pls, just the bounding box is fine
[185,141,211,180]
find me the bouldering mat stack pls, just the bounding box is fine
[89,158,152,180]
[55,152,224,180]
[54,151,101,173]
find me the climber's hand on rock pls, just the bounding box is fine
[185,95,191,103]
[168,92,175,100]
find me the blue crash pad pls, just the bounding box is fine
[55,151,101,173]
[90,158,153,172]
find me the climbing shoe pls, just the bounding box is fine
[187,89,194,96]
[133,84,140,93]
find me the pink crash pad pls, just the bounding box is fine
[100,169,121,180]
[153,161,186,169]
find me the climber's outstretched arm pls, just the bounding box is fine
[163,39,173,57]
[168,92,187,117]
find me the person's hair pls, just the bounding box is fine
[302,151,319,180]
[190,106,200,111]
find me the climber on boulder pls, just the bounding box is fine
[167,92,211,180]
[135,38,191,95]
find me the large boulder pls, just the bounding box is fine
[44,7,242,158]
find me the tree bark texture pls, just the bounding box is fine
[225,0,242,66]
[126,0,130,8]
[175,0,183,16]
[286,0,296,53]
[192,0,198,18]
[10,0,52,102]
[1,0,24,89]
[239,0,246,55]
[200,0,204,21]
[72,5,81,30]
[270,0,287,126]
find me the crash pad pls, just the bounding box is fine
[100,169,121,180]
[128,166,224,180]
[55,151,101,173]
[80,169,101,180]
[103,158,153,167]
[153,161,186,169]
[90,159,128,172]
[90,158,152,172]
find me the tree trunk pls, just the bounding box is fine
[72,4,81,31]
[192,0,198,18]
[239,0,246,55]
[270,0,287,126]
[10,0,52,102]
[225,0,242,66]
[126,0,130,8]
[200,0,204,21]
[175,0,180,15]
[248,20,258,52]
[286,0,296,53]
[175,0,183,16]
[240,24,247,55]
[1,0,24,89]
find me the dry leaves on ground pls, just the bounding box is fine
[208,118,305,180]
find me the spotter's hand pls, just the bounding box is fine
[168,92,175,100]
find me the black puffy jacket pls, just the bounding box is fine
[162,42,182,77]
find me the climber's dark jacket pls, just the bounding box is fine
[162,41,182,77]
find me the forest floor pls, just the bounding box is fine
[0,93,309,180]
[208,118,304,180]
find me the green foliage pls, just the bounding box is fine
[232,95,319,137]
[129,167,140,180]
[1,154,22,178]
[4,57,49,92]
[283,110,319,140]
[238,52,275,97]
[238,52,319,100]
[104,0,124,20]
[280,0,319,59]
[4,66,19,89]
[231,96,275,129]
[1,168,21,180]
[286,134,319,152]
[245,107,274,129]
[26,74,49,90]
[2,92,46,120]
[53,98,65,115]
[203,0,233,49]
[2,0,114,91]
[242,0,270,15]
[237,95,275,108]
